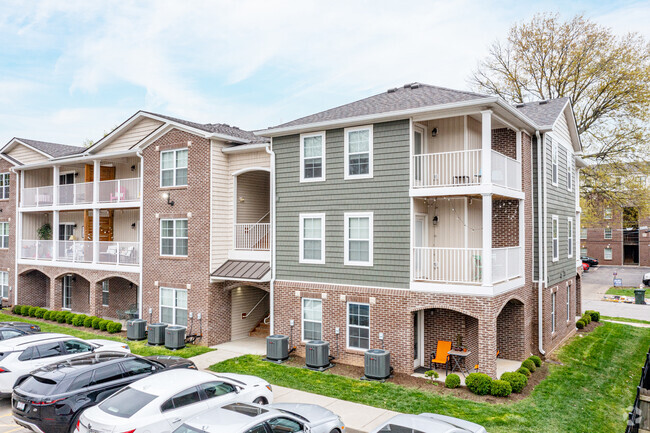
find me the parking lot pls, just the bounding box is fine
[0,398,26,433]
[582,265,650,320]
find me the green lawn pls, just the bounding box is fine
[601,315,650,325]
[606,287,649,298]
[0,312,214,358]
[211,322,650,433]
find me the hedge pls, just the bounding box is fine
[465,373,492,395]
[66,313,77,325]
[500,371,528,393]
[576,319,585,329]
[490,379,512,397]
[98,319,109,331]
[528,355,542,367]
[72,314,87,327]
[92,317,102,329]
[12,305,22,314]
[42,311,51,320]
[28,306,38,317]
[106,322,122,333]
[585,310,600,322]
[20,305,31,316]
[83,316,96,328]
[445,373,461,389]
[10,306,123,336]
[35,308,47,318]
[57,312,71,323]
[521,359,536,373]
[517,366,531,377]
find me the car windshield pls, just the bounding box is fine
[17,376,59,395]
[378,425,426,433]
[173,425,206,433]
[99,386,157,418]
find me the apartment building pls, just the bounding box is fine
[261,83,584,377]
[1,111,272,346]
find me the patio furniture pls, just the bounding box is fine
[116,304,139,320]
[110,187,126,202]
[448,349,472,377]
[430,340,452,371]
[99,245,118,263]
[119,246,137,264]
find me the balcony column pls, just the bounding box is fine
[519,198,525,276]
[482,193,493,286]
[481,110,492,184]
[92,208,100,264]
[93,160,100,204]
[19,169,24,207]
[52,165,59,206]
[52,211,59,261]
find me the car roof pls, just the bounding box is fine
[129,369,216,394]
[379,414,472,433]
[32,352,134,377]
[0,333,71,351]
[185,403,280,431]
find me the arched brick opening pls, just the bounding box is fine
[497,298,526,360]
[52,273,91,314]
[94,277,138,320]
[17,270,50,308]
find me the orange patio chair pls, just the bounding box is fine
[430,340,452,371]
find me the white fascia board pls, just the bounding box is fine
[2,139,55,159]
[14,149,139,170]
[221,142,270,154]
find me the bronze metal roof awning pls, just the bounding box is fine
[211,260,271,282]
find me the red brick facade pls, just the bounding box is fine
[492,199,519,248]
[0,158,16,305]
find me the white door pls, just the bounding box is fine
[414,214,427,279]
[413,311,424,369]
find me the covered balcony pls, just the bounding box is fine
[233,170,270,252]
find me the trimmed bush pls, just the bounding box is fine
[35,308,47,318]
[528,355,542,367]
[57,311,71,323]
[517,367,531,377]
[465,373,492,396]
[92,317,102,329]
[28,306,38,317]
[501,371,528,393]
[20,305,31,316]
[43,311,51,320]
[12,305,22,314]
[83,316,96,328]
[585,310,600,322]
[52,311,63,321]
[98,319,109,331]
[106,322,122,334]
[66,313,77,324]
[490,379,512,397]
[522,359,536,373]
[445,373,461,389]
[576,320,585,329]
[72,314,87,327]
[582,314,591,324]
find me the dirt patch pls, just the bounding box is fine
[284,355,549,404]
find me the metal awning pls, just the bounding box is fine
[210,260,270,282]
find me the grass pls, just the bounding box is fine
[606,287,649,298]
[0,312,214,358]
[601,315,650,325]
[211,322,650,433]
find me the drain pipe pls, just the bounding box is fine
[137,150,144,321]
[536,130,545,356]
[265,143,276,335]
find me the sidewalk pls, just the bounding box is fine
[191,337,397,433]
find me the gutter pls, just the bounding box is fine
[265,143,276,335]
[536,130,545,355]
[11,167,19,306]
[136,149,144,320]
[222,142,271,154]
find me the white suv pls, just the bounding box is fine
[0,333,130,395]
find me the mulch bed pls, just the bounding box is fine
[577,320,602,333]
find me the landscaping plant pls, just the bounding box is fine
[66,313,77,324]
[12,305,22,314]
[465,373,492,395]
[35,308,47,318]
[521,359,536,373]
[516,366,531,377]
[57,312,71,323]
[72,314,87,327]
[576,320,585,329]
[445,373,461,389]
[490,379,512,397]
[106,322,122,334]
[98,319,109,331]
[20,305,31,316]
[500,371,528,393]
[424,370,439,382]
[585,310,600,322]
[91,317,102,329]
[83,316,96,327]
[42,311,51,320]
[528,355,542,367]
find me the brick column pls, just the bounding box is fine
[575,276,582,316]
[478,316,498,378]
[49,276,62,310]
[89,281,101,317]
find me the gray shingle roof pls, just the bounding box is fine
[142,111,269,144]
[514,97,570,127]
[271,83,489,129]
[15,138,85,158]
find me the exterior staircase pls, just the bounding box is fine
[249,313,270,338]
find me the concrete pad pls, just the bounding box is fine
[273,386,339,407]
[603,319,650,328]
[210,337,266,355]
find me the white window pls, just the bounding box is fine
[604,228,612,240]
[160,219,188,256]
[302,298,322,341]
[567,159,573,192]
[160,148,188,187]
[551,139,558,186]
[344,126,373,180]
[551,291,556,333]
[0,173,9,199]
[102,280,109,306]
[347,302,370,350]
[552,215,559,262]
[568,217,573,258]
[604,248,613,260]
[300,132,325,182]
[604,208,613,219]
[62,275,72,310]
[0,222,8,249]
[299,214,325,264]
[580,247,587,256]
[0,271,8,299]
[580,228,588,239]
[160,287,188,327]
[566,283,571,321]
[344,212,373,266]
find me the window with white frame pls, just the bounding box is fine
[300,132,325,182]
[566,283,571,321]
[102,280,109,306]
[551,139,558,186]
[299,214,325,264]
[347,303,370,350]
[0,222,8,249]
[344,126,373,179]
[160,148,188,187]
[604,208,613,219]
[160,219,188,256]
[302,298,322,341]
[568,217,573,258]
[62,275,72,310]
[580,247,587,256]
[0,271,8,299]
[604,227,612,240]
[567,159,573,192]
[551,291,556,333]
[552,216,559,261]
[160,287,188,327]
[580,228,588,239]
[604,247,613,260]
[0,173,9,199]
[344,212,373,266]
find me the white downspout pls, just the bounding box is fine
[536,130,545,355]
[265,143,275,335]
[12,168,19,306]
[137,150,144,320]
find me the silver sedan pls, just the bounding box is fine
[369,413,487,433]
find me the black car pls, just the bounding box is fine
[581,256,599,267]
[0,321,40,333]
[0,326,31,341]
[12,351,196,433]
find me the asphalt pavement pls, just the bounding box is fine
[581,265,650,321]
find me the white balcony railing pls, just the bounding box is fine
[58,182,93,205]
[235,223,270,251]
[413,247,483,283]
[98,241,139,266]
[57,241,93,263]
[492,246,522,284]
[20,240,54,260]
[22,186,54,207]
[412,150,482,188]
[491,151,521,190]
[97,178,140,203]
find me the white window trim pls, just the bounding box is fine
[551,291,556,333]
[299,213,326,264]
[160,148,188,188]
[301,298,322,342]
[580,228,587,240]
[566,283,571,323]
[568,217,573,258]
[102,280,109,307]
[551,140,558,186]
[604,208,613,220]
[344,125,373,180]
[344,212,374,267]
[552,215,559,262]
[0,271,8,299]
[566,158,573,192]
[0,172,9,200]
[346,302,370,351]
[299,131,326,183]
[0,221,8,249]
[159,287,188,327]
[62,275,72,310]
[604,227,612,240]
[160,218,188,257]
[604,247,613,260]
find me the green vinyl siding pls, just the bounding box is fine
[274,119,411,288]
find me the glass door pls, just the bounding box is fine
[62,275,72,310]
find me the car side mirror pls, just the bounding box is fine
[304,425,311,433]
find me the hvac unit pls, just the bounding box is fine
[165,326,186,350]
[364,349,391,380]
[126,319,147,341]
[305,340,330,369]
[266,335,290,361]
[147,323,167,345]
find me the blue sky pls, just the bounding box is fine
[0,0,648,146]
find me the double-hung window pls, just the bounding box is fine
[604,247,613,260]
[344,126,373,179]
[604,227,612,240]
[580,247,587,256]
[160,287,188,327]
[0,271,8,299]
[551,292,556,333]
[299,214,325,264]
[300,132,325,182]
[302,298,322,341]
[568,217,573,258]
[102,280,109,306]
[604,208,613,219]
[160,219,188,256]
[347,303,370,350]
[0,173,9,199]
[62,275,72,310]
[566,283,571,321]
[344,212,373,266]
[567,159,573,192]
[580,228,587,240]
[551,139,558,186]
[552,215,559,262]
[0,222,8,249]
[160,148,188,187]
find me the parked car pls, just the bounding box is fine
[12,351,196,433]
[581,256,599,267]
[369,413,487,433]
[582,262,590,272]
[172,402,345,433]
[0,333,129,396]
[0,327,33,341]
[643,272,650,286]
[0,322,41,333]
[77,370,274,433]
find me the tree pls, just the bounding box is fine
[470,13,650,213]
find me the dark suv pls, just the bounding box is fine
[0,322,41,333]
[12,352,196,433]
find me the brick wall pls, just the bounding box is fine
[542,276,577,354]
[491,128,517,159]
[492,200,519,248]
[93,277,138,319]
[0,159,16,304]
[497,300,525,359]
[70,275,90,313]
[16,270,49,307]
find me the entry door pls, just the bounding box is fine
[413,311,423,368]
[62,276,72,310]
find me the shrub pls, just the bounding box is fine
[28,306,39,317]
[98,319,109,331]
[585,310,600,322]
[465,373,492,395]
[66,313,77,324]
[20,305,31,316]
[83,316,96,328]
[35,308,47,318]
[57,312,71,323]
[72,314,87,327]
[424,370,439,381]
[12,305,22,314]
[53,311,63,321]
[576,320,585,329]
[445,373,461,389]
[517,367,531,377]
[500,371,528,393]
[522,359,536,373]
[582,314,591,324]
[528,355,542,367]
[106,322,122,334]
[43,311,51,320]
[92,317,102,329]
[490,379,512,397]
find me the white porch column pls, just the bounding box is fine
[52,165,59,206]
[481,110,492,184]
[92,208,100,263]
[52,211,59,261]
[93,160,100,204]
[482,193,493,286]
[19,170,24,207]
[519,198,525,277]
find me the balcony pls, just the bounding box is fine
[58,182,93,205]
[98,241,139,265]
[235,223,270,251]
[97,178,140,203]
[20,240,140,266]
[22,186,54,207]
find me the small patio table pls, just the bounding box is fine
[447,349,472,377]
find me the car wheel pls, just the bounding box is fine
[329,429,341,433]
[69,413,82,433]
[253,397,268,405]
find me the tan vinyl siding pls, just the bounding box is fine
[98,118,163,154]
[422,197,482,248]
[114,157,141,179]
[7,144,49,165]
[467,117,482,150]
[113,209,139,242]
[23,168,53,188]
[229,150,270,173]
[236,171,270,223]
[22,213,49,239]
[230,286,269,340]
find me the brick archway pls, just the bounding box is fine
[575,273,582,315]
[496,298,526,360]
[17,270,50,308]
